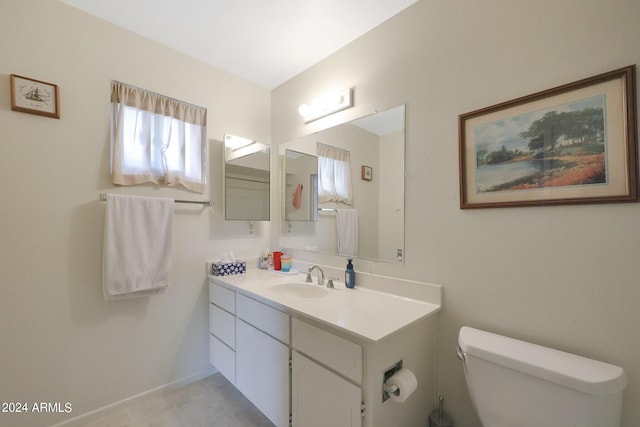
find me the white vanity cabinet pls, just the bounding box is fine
[209,272,440,427]
[289,314,438,427]
[209,282,290,427]
[291,318,363,427]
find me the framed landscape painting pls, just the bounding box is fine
[459,65,637,208]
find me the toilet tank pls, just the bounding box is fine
[458,327,627,427]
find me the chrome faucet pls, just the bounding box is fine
[305,265,325,286]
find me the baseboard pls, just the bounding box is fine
[50,366,217,427]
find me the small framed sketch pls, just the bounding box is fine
[361,165,373,181]
[10,74,60,119]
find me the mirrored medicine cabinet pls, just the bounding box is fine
[224,134,270,221]
[280,104,406,264]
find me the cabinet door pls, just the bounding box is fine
[292,351,362,427]
[236,319,290,427]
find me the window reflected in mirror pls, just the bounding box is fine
[317,143,353,205]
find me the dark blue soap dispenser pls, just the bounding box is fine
[345,259,355,289]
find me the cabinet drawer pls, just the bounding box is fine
[209,304,235,349]
[209,282,235,314]
[292,318,362,384]
[236,294,289,344]
[209,334,235,385]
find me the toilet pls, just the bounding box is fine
[457,326,627,427]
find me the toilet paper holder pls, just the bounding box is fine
[382,360,403,402]
[383,382,400,396]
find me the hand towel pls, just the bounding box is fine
[103,194,173,301]
[336,208,358,257]
[292,183,303,210]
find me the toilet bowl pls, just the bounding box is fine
[457,326,627,427]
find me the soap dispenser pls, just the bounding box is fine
[345,259,355,289]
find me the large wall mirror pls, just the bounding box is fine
[224,134,270,221]
[280,105,405,263]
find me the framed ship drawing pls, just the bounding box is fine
[10,74,60,119]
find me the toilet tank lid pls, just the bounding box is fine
[458,327,627,396]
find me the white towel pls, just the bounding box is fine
[336,208,358,257]
[103,194,173,301]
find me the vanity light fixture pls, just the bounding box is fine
[298,88,353,123]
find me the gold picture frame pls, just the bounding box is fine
[361,165,373,181]
[459,65,637,208]
[10,74,60,119]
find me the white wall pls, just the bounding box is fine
[272,0,640,426]
[0,1,270,426]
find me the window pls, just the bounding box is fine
[110,81,207,193]
[317,143,352,205]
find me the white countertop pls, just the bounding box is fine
[209,269,441,342]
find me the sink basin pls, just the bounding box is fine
[269,282,329,299]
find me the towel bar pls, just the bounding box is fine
[99,193,212,207]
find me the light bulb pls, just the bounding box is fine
[298,103,311,117]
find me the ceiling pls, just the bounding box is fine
[60,0,417,89]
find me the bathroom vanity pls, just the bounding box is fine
[208,267,441,427]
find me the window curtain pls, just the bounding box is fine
[110,81,207,194]
[317,143,352,205]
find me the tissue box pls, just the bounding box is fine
[211,261,246,276]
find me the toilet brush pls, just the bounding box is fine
[429,395,453,427]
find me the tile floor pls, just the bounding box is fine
[79,373,275,427]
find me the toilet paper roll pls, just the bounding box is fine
[387,368,418,403]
